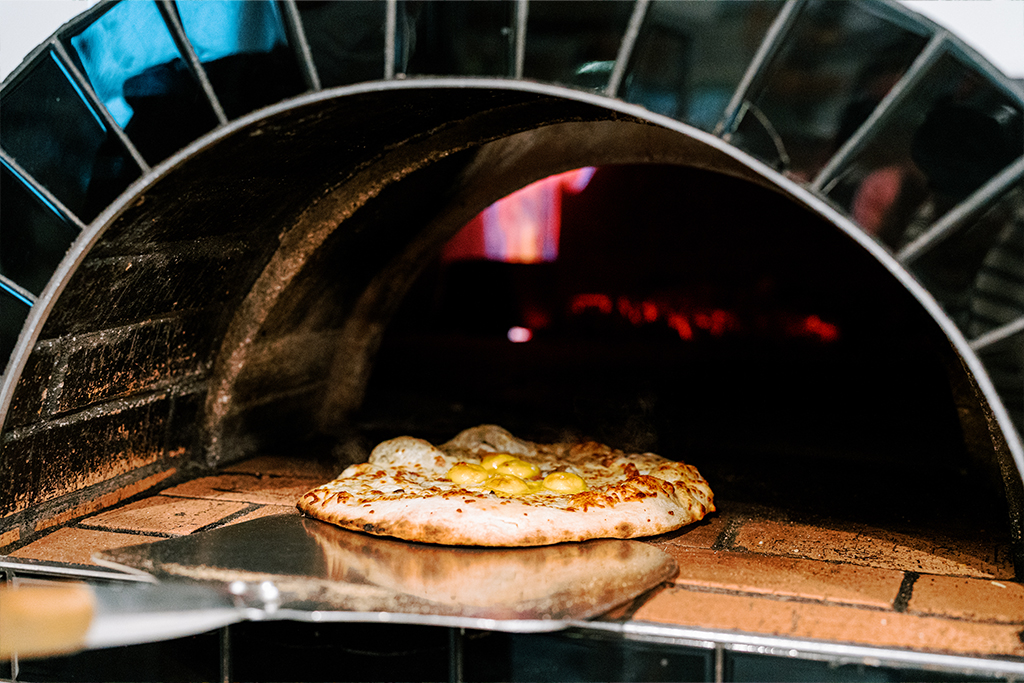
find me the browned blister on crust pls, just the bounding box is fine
[297,425,714,546]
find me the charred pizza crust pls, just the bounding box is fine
[298,425,714,546]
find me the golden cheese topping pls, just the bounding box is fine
[483,474,534,495]
[480,453,516,471]
[446,454,588,497]
[447,463,490,486]
[495,459,540,480]
[541,471,588,494]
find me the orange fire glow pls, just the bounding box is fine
[443,167,595,263]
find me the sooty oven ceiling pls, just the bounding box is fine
[1,1,1023,680]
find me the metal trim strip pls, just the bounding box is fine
[156,0,228,125]
[971,316,1024,352]
[575,619,1024,678]
[715,0,806,138]
[385,0,397,80]
[812,30,948,193]
[0,149,88,232]
[513,0,529,80]
[280,0,321,92]
[899,155,1024,265]
[0,277,36,307]
[605,0,649,99]
[48,39,150,174]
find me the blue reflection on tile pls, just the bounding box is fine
[69,0,220,164]
[1,52,139,223]
[175,0,304,119]
[70,1,183,129]
[176,0,287,62]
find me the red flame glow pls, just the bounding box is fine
[567,293,840,343]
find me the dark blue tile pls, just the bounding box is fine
[0,285,31,365]
[0,51,140,223]
[0,162,81,296]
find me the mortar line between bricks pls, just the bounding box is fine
[892,571,919,612]
[35,310,218,353]
[189,503,265,534]
[72,522,177,539]
[665,578,901,611]
[39,345,71,416]
[710,515,743,551]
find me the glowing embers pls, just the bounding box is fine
[444,167,595,264]
[568,293,840,343]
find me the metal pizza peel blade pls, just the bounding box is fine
[77,514,675,648]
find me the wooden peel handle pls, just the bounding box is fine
[0,584,95,659]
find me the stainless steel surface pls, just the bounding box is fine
[0,557,154,583]
[85,581,246,650]
[576,620,1024,680]
[96,514,677,634]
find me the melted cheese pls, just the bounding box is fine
[542,471,588,494]
[481,453,518,471]
[495,458,540,480]
[482,474,534,495]
[447,463,490,486]
[446,456,588,497]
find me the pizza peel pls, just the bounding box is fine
[14,513,675,654]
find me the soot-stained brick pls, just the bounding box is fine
[1,398,173,516]
[230,331,339,407]
[38,240,264,338]
[0,434,37,519]
[214,385,324,464]
[164,389,205,461]
[56,313,218,414]
[4,344,59,429]
[93,181,299,256]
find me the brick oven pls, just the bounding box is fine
[2,1,1023,681]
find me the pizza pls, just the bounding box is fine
[297,424,714,546]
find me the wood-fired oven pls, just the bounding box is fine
[2,1,1022,680]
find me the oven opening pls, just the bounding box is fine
[358,163,1011,536]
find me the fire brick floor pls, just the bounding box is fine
[3,456,1023,662]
